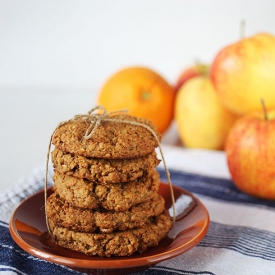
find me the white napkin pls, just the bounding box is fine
[1,147,275,275]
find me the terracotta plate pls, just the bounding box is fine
[10,183,210,275]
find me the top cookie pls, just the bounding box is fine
[52,114,161,159]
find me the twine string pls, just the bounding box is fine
[44,105,176,235]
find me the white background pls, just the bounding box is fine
[0,0,275,192]
[1,0,275,89]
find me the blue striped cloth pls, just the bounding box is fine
[1,166,275,275]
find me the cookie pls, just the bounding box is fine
[52,114,161,159]
[48,211,172,257]
[46,192,165,233]
[53,169,160,211]
[51,148,160,184]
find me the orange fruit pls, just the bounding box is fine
[97,66,175,134]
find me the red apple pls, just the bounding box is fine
[211,32,275,115]
[225,108,275,199]
[175,62,209,92]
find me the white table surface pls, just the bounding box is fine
[0,87,230,194]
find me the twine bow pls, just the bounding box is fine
[74,105,128,139]
[44,105,176,234]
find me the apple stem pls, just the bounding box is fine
[240,20,245,39]
[261,99,268,120]
[194,60,209,76]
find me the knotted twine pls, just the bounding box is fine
[44,105,176,235]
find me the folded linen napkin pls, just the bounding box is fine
[1,164,275,275]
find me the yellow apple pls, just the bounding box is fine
[175,63,209,92]
[175,76,239,150]
[211,32,275,115]
[225,109,275,199]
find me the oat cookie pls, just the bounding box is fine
[48,211,172,257]
[53,169,160,211]
[46,192,165,233]
[52,114,161,159]
[51,148,160,184]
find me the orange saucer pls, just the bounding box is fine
[10,183,209,275]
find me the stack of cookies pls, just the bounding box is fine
[45,112,173,257]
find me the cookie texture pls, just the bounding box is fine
[46,192,165,233]
[52,114,161,159]
[47,110,172,257]
[51,148,160,184]
[53,170,160,211]
[48,211,172,257]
